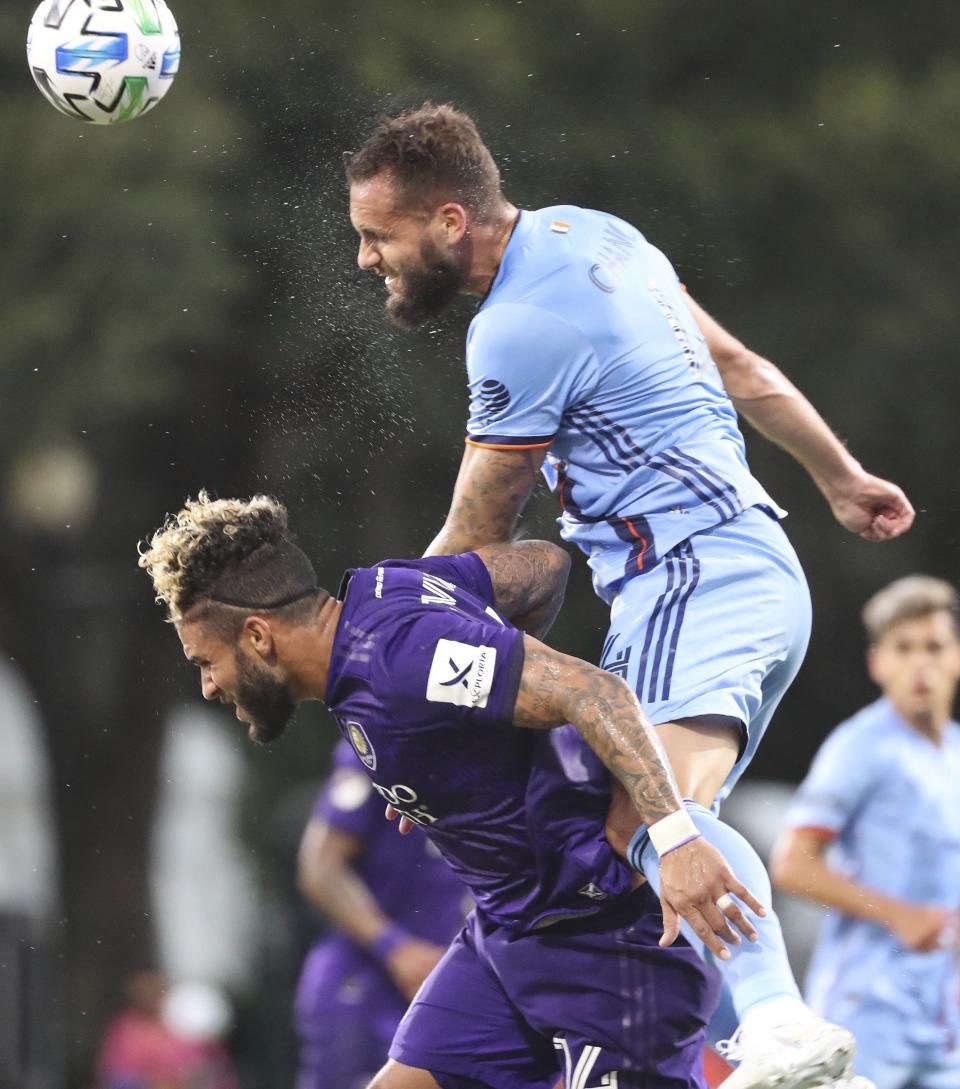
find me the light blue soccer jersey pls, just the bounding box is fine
[466,205,785,602]
[786,699,960,1063]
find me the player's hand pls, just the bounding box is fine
[885,902,958,952]
[384,803,416,835]
[657,838,767,959]
[826,470,915,541]
[384,937,446,1000]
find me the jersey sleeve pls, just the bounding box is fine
[312,738,383,838]
[465,303,598,450]
[375,610,525,731]
[785,724,880,838]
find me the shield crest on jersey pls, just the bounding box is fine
[346,720,376,771]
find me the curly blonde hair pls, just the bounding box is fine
[139,491,318,622]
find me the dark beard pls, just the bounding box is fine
[387,243,466,329]
[234,651,296,745]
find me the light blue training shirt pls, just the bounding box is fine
[465,204,784,602]
[786,698,960,1060]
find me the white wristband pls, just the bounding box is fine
[647,809,702,858]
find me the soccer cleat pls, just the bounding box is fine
[715,1017,856,1089]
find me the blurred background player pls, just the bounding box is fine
[95,970,238,1089]
[294,738,468,1089]
[772,576,960,1089]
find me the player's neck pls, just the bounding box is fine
[286,597,344,701]
[891,699,951,744]
[464,203,520,298]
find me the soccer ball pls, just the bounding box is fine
[27,0,180,125]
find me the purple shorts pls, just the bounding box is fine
[390,886,719,1089]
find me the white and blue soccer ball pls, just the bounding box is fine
[27,0,180,124]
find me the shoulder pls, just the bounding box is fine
[469,300,591,348]
[822,700,890,749]
[808,700,896,779]
[466,303,596,391]
[373,554,495,609]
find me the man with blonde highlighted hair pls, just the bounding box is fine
[773,576,960,1089]
[141,491,772,1089]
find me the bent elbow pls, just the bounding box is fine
[547,543,572,582]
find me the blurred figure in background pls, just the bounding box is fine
[96,971,175,1089]
[96,971,238,1089]
[294,738,469,1089]
[772,576,960,1089]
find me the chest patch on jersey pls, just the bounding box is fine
[426,639,497,709]
[345,720,376,770]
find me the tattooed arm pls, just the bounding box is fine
[424,444,547,557]
[473,540,571,639]
[514,635,766,956]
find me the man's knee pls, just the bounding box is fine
[366,1059,442,1089]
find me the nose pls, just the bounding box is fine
[357,238,380,271]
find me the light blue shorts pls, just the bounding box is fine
[600,506,811,802]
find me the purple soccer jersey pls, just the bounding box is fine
[324,552,718,1088]
[325,552,636,930]
[314,739,469,943]
[294,740,468,1089]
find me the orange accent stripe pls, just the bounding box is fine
[465,437,553,452]
[620,515,650,572]
[792,825,838,842]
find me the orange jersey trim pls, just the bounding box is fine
[465,437,553,452]
[791,825,839,842]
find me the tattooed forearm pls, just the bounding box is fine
[475,541,570,638]
[514,637,683,826]
[424,446,545,557]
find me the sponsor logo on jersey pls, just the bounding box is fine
[346,720,376,770]
[578,882,608,901]
[475,378,511,426]
[426,639,497,709]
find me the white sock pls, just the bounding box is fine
[740,995,813,1034]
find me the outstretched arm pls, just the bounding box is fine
[686,294,914,541]
[473,540,571,639]
[425,444,547,557]
[771,826,958,953]
[513,634,766,957]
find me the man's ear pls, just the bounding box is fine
[438,201,468,244]
[865,644,882,687]
[243,615,275,659]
